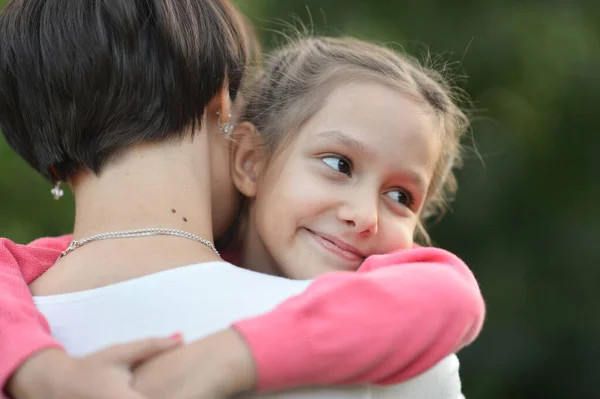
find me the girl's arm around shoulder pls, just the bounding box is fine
[233,246,485,392]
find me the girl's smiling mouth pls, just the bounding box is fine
[305,228,365,263]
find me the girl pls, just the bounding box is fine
[232,36,467,279]
[0,2,482,398]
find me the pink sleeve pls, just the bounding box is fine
[233,247,485,392]
[0,236,71,395]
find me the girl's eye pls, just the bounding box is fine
[385,189,413,208]
[322,156,352,176]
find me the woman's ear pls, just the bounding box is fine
[230,121,265,198]
[206,83,232,127]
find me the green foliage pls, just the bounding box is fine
[1,1,598,397]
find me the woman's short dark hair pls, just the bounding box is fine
[0,0,248,181]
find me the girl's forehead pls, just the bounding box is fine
[300,81,439,146]
[288,82,441,179]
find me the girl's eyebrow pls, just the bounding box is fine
[315,130,372,156]
[401,170,429,195]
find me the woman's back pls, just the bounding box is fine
[34,262,464,399]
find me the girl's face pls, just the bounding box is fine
[243,81,441,279]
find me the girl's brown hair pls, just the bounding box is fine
[241,36,470,243]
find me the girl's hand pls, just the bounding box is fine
[133,328,256,399]
[6,337,181,399]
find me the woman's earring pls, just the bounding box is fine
[216,109,234,136]
[51,181,64,200]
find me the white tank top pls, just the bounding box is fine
[34,261,464,399]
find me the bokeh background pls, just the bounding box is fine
[1,0,599,398]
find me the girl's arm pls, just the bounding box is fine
[133,247,484,398]
[1,237,484,396]
[233,246,484,391]
[0,236,70,397]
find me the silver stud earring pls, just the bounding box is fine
[51,181,64,200]
[216,109,234,136]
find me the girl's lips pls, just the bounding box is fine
[306,229,365,262]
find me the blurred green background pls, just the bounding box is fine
[1,0,599,398]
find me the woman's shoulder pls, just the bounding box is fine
[242,354,462,399]
[370,354,463,399]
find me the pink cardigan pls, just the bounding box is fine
[0,235,485,394]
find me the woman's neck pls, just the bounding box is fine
[31,139,221,295]
[71,141,213,241]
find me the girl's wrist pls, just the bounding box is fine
[207,328,257,397]
[6,348,70,399]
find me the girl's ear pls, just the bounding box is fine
[230,121,265,198]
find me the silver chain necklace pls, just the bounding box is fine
[58,228,219,260]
